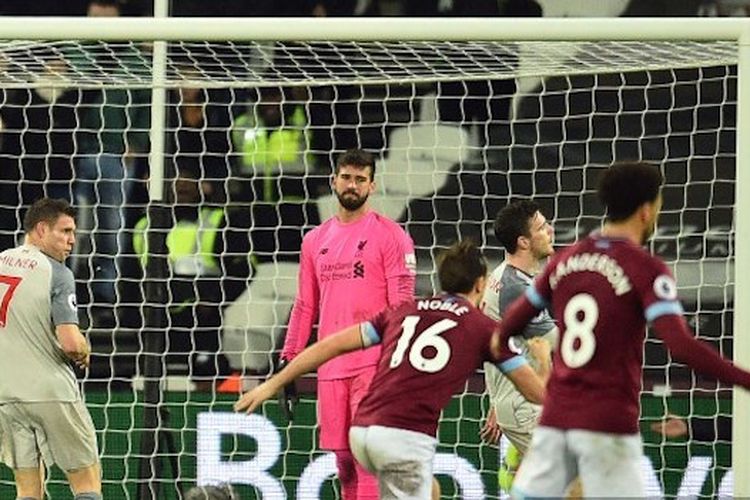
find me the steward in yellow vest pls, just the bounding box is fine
[231,86,310,202]
[132,170,253,381]
[133,206,225,277]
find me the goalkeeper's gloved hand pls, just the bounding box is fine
[276,359,298,423]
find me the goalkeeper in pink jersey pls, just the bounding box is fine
[279,148,417,500]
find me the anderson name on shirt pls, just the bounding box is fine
[548,252,632,296]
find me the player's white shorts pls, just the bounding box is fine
[349,425,437,500]
[0,400,99,471]
[512,425,644,498]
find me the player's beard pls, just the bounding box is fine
[336,190,368,211]
[532,240,554,260]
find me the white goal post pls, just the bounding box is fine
[0,15,748,497]
[0,16,746,42]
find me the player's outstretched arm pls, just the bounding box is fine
[491,295,542,360]
[526,337,552,384]
[504,364,546,405]
[650,414,688,439]
[235,324,364,413]
[650,414,732,441]
[653,315,750,389]
[56,323,91,368]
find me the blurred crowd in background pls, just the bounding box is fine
[2,0,750,18]
[0,0,745,385]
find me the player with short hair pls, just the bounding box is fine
[236,240,548,500]
[496,161,750,498]
[0,198,101,500]
[479,200,556,488]
[279,148,417,499]
[184,483,238,500]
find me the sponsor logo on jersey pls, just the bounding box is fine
[353,261,365,278]
[68,293,77,311]
[320,261,354,282]
[319,260,365,281]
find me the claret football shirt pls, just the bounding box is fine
[352,295,526,436]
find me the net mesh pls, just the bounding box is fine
[0,37,737,498]
[0,40,739,87]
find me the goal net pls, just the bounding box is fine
[0,21,742,499]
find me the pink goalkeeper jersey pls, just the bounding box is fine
[282,210,416,380]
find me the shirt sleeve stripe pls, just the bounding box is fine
[525,286,549,310]
[645,300,683,323]
[496,355,528,374]
[360,321,381,348]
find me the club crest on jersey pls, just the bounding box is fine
[355,240,367,257]
[653,274,678,301]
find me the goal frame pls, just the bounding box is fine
[0,15,747,496]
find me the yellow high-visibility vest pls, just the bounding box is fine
[232,106,307,200]
[133,208,224,276]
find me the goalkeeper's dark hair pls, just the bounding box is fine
[24,198,76,234]
[597,162,663,222]
[184,484,237,500]
[493,199,541,254]
[335,148,376,180]
[87,0,123,10]
[437,239,487,294]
